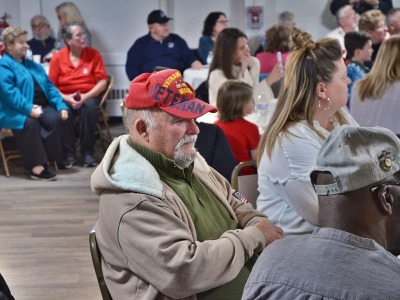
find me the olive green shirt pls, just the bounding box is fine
[130,140,256,300]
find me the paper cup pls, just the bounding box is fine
[33,54,41,64]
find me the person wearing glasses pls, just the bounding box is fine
[27,15,55,63]
[198,12,228,64]
[48,22,107,168]
[243,125,400,300]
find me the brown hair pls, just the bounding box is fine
[359,9,385,32]
[216,80,253,122]
[265,25,292,52]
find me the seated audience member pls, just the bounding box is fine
[207,28,279,107]
[54,2,91,50]
[0,27,70,181]
[27,15,55,63]
[215,80,259,175]
[351,35,400,134]
[254,11,295,56]
[125,10,202,81]
[49,22,107,167]
[256,25,291,74]
[330,0,393,16]
[256,29,358,235]
[386,7,400,34]
[195,121,237,181]
[358,9,390,67]
[198,12,228,64]
[344,31,372,103]
[326,5,358,55]
[243,125,400,300]
[0,273,14,300]
[91,69,284,300]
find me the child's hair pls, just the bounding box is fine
[345,31,371,59]
[216,80,253,122]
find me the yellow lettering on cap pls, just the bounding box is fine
[162,71,182,88]
[178,87,193,95]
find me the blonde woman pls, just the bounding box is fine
[257,29,357,235]
[55,2,91,49]
[350,35,400,134]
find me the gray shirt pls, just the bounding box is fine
[242,227,400,300]
[350,81,400,135]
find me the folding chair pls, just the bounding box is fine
[97,75,115,150]
[0,129,22,177]
[231,160,259,208]
[89,226,112,300]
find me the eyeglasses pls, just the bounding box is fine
[217,20,228,24]
[32,23,47,29]
[370,181,400,193]
[73,32,87,39]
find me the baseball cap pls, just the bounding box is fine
[311,125,400,195]
[125,69,217,119]
[147,10,173,25]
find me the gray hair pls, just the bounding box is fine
[61,21,83,40]
[278,11,295,25]
[387,8,400,25]
[337,5,353,19]
[123,107,160,133]
[30,15,50,27]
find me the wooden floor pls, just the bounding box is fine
[0,119,126,300]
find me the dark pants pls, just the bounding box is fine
[62,97,99,157]
[12,106,64,170]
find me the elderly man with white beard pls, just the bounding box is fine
[90,69,284,300]
[27,15,55,63]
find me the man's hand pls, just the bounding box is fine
[253,220,284,245]
[191,60,203,70]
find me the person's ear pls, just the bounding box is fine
[376,185,394,216]
[315,82,327,99]
[135,119,149,142]
[354,48,361,57]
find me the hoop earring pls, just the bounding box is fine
[318,97,331,111]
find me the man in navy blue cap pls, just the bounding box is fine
[125,9,202,81]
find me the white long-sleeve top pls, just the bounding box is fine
[257,106,357,235]
[208,57,274,107]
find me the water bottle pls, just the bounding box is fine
[256,93,269,130]
[206,51,213,65]
[25,46,33,60]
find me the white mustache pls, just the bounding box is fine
[175,135,197,149]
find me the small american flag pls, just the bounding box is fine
[232,191,249,204]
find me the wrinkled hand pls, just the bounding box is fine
[191,60,203,70]
[30,105,41,118]
[66,94,83,110]
[265,64,283,87]
[240,53,251,77]
[253,220,284,245]
[60,109,69,121]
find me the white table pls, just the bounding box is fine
[183,67,209,90]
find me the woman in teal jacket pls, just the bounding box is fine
[0,27,70,181]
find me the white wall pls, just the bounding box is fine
[4,0,400,90]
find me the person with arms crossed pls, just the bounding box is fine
[125,10,202,81]
[91,69,284,300]
[243,125,400,299]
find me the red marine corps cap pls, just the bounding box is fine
[124,69,217,119]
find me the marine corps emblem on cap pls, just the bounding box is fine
[379,150,393,172]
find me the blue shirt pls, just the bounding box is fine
[198,35,214,64]
[27,36,55,62]
[0,53,68,129]
[125,33,197,80]
[243,227,400,300]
